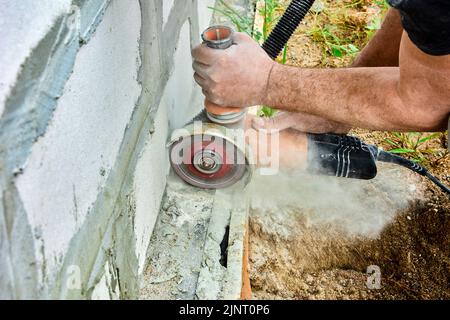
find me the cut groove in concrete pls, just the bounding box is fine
[196,185,249,300]
[140,173,250,300]
[217,187,250,300]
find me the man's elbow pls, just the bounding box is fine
[395,102,450,132]
[419,116,449,132]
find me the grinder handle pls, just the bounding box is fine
[204,100,242,115]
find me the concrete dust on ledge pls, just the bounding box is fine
[140,172,250,300]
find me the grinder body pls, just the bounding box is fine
[306,133,378,180]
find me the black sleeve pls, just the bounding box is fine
[388,0,450,56]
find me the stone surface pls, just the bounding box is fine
[15,0,142,288]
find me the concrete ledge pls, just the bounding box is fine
[139,174,215,300]
[140,175,251,300]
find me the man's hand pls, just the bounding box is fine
[192,32,274,108]
[244,115,308,169]
[252,111,351,134]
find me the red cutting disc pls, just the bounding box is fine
[169,134,247,189]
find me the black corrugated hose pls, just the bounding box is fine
[262,0,316,59]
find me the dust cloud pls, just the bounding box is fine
[247,163,422,238]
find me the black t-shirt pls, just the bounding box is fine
[388,0,450,56]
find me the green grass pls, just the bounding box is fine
[209,0,255,35]
[384,132,443,164]
[259,0,282,42]
[309,24,360,58]
[307,0,390,61]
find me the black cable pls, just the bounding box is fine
[424,171,450,195]
[262,0,316,59]
[377,150,450,196]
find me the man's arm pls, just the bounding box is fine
[264,31,450,132]
[192,19,450,133]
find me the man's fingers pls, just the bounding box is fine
[202,88,212,100]
[290,113,324,132]
[287,112,351,134]
[252,111,296,132]
[191,43,209,64]
[194,73,208,88]
[191,43,221,65]
[191,33,253,65]
[192,61,210,80]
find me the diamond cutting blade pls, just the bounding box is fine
[168,123,253,189]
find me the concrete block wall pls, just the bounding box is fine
[0,0,216,299]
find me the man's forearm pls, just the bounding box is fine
[264,64,446,132]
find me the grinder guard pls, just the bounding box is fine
[168,122,254,189]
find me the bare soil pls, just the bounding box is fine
[249,0,450,300]
[250,192,450,300]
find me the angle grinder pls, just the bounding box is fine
[168,25,252,189]
[168,0,319,189]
